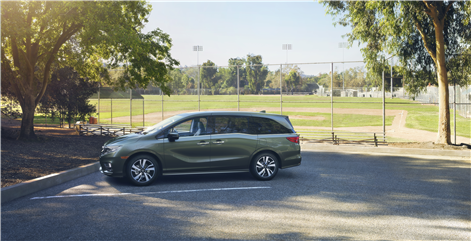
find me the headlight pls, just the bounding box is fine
[101,145,122,156]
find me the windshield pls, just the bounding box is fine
[141,116,179,135]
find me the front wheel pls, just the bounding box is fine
[250,152,279,181]
[126,155,160,186]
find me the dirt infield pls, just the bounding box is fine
[101,107,470,144]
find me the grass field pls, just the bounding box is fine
[85,94,470,138]
[16,94,465,139]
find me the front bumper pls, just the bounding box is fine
[99,161,114,175]
[99,155,126,178]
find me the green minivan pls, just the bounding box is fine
[99,111,302,186]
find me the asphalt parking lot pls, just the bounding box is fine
[2,151,470,240]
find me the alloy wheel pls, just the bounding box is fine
[130,158,156,183]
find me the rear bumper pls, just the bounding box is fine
[281,155,302,169]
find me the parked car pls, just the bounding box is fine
[99,111,302,186]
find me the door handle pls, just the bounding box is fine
[213,140,224,144]
[197,141,209,146]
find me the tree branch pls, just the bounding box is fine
[26,6,32,62]
[35,23,83,105]
[444,1,454,15]
[2,49,26,107]
[10,37,22,71]
[413,16,437,65]
[445,0,455,15]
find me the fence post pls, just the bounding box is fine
[111,98,113,125]
[391,61,394,99]
[374,133,378,147]
[198,65,201,111]
[453,79,456,144]
[280,64,283,114]
[382,71,386,141]
[143,98,145,127]
[237,65,240,111]
[130,89,132,127]
[161,89,164,121]
[331,62,334,132]
[98,83,100,124]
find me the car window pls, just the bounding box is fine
[210,116,251,134]
[251,117,293,134]
[173,119,193,133]
[165,117,208,138]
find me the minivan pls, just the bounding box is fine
[99,111,301,186]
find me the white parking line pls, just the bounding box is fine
[30,186,271,200]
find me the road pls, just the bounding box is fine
[2,151,470,240]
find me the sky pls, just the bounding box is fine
[142,1,366,76]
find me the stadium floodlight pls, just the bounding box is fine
[193,45,203,66]
[338,42,348,90]
[282,44,292,63]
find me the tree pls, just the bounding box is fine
[181,74,195,89]
[323,1,471,144]
[246,54,268,94]
[39,67,98,128]
[228,57,246,88]
[285,70,301,92]
[1,1,179,140]
[169,69,185,93]
[200,60,217,89]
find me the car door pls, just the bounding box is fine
[163,117,214,173]
[209,115,258,170]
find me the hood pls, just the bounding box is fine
[104,133,142,146]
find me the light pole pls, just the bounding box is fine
[282,44,292,64]
[193,45,203,111]
[338,42,347,91]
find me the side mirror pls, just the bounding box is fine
[168,131,179,142]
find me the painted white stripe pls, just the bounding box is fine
[30,186,271,200]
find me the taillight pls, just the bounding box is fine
[286,137,299,144]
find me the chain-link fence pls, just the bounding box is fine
[3,61,468,144]
[412,85,471,119]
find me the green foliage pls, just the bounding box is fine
[1,1,179,138]
[38,67,98,127]
[200,60,218,89]
[246,54,268,94]
[285,70,300,91]
[323,1,471,93]
[89,87,144,99]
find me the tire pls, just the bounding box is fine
[126,155,160,186]
[250,152,279,181]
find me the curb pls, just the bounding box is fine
[1,162,100,204]
[301,143,471,158]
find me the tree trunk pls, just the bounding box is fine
[434,18,451,145]
[18,96,37,140]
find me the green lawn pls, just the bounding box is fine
[406,109,470,139]
[84,94,469,138]
[33,116,62,125]
[277,111,394,128]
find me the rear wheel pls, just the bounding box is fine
[250,152,279,181]
[126,155,160,186]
